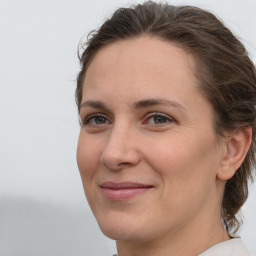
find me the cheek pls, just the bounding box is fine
[143,137,219,226]
[77,133,102,181]
[77,133,105,210]
[145,132,218,193]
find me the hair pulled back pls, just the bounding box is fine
[76,1,256,235]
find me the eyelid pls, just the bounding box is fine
[144,112,174,123]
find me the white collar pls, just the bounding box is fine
[198,238,253,256]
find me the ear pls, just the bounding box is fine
[217,126,252,181]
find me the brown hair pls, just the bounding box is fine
[76,1,256,234]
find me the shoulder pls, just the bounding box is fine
[199,238,254,256]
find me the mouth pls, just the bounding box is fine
[100,182,154,201]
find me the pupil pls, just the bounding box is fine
[154,116,166,124]
[95,117,106,124]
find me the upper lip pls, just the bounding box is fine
[100,182,154,189]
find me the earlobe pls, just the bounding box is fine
[217,126,252,181]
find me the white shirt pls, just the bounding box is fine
[113,238,254,256]
[199,238,254,256]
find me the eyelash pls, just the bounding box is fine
[144,112,174,125]
[80,112,174,127]
[80,113,110,126]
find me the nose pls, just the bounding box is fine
[100,124,141,170]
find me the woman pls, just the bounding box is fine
[76,1,256,255]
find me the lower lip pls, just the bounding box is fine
[101,187,152,201]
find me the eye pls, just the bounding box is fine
[145,113,174,125]
[81,114,110,126]
[151,116,168,124]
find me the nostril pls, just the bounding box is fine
[118,161,132,166]
[99,153,140,170]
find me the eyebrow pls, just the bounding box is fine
[79,100,108,111]
[79,98,186,112]
[134,99,185,111]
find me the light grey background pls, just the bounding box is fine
[0,0,255,255]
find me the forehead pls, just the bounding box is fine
[86,36,195,81]
[83,36,199,100]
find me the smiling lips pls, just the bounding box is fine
[100,182,154,201]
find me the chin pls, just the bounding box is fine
[100,223,139,241]
[95,211,146,241]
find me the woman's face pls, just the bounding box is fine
[77,36,225,242]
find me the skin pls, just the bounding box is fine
[77,36,251,256]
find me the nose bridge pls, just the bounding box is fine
[110,120,131,142]
[100,120,139,169]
